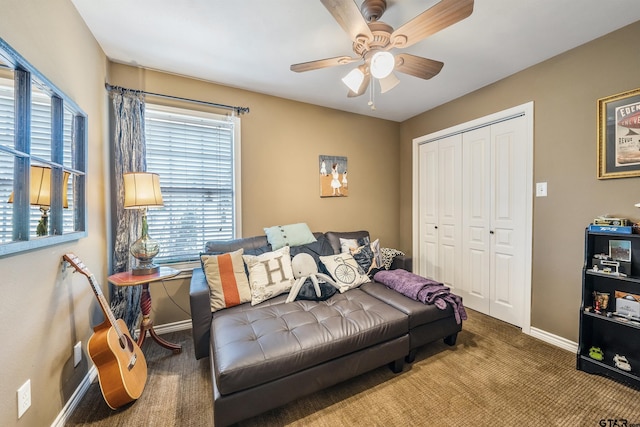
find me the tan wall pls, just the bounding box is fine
[400,21,640,342]
[0,1,108,426]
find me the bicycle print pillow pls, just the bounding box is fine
[319,252,370,293]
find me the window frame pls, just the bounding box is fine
[144,102,241,265]
[0,37,87,257]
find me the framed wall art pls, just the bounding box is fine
[319,155,348,197]
[597,87,640,179]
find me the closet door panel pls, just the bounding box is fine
[419,142,439,279]
[489,117,527,326]
[438,136,462,291]
[493,252,513,305]
[462,127,491,312]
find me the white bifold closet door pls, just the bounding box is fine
[418,115,527,327]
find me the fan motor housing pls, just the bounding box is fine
[360,0,387,22]
[353,21,392,56]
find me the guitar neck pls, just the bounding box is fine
[87,275,121,332]
[63,254,125,339]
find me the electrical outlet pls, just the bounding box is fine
[536,182,547,197]
[74,341,82,367]
[17,379,31,418]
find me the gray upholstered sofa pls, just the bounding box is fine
[189,230,462,426]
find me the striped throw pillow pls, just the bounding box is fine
[201,249,251,312]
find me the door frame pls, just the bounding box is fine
[412,101,534,335]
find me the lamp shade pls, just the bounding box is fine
[8,165,70,208]
[123,172,164,209]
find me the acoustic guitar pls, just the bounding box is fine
[63,253,147,409]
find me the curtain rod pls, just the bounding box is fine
[105,83,250,115]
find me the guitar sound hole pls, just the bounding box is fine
[119,335,134,352]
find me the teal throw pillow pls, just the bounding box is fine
[264,222,317,250]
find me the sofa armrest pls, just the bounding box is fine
[390,255,412,272]
[189,268,212,359]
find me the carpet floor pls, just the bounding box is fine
[66,309,640,426]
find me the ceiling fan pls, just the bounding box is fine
[290,0,474,101]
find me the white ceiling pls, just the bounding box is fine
[71,0,640,122]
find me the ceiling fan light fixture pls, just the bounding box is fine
[370,51,395,79]
[342,67,365,93]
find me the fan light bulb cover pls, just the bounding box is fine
[379,73,400,93]
[342,68,365,93]
[370,51,395,79]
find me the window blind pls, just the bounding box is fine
[0,81,14,242]
[144,105,237,263]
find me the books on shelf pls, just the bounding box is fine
[588,224,633,234]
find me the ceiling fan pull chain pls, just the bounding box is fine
[368,78,376,110]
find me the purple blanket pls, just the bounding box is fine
[374,269,467,324]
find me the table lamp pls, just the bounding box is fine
[8,165,70,236]
[123,172,164,275]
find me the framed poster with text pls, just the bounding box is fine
[597,87,640,179]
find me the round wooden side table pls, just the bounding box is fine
[108,266,182,354]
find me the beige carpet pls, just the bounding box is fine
[66,310,640,426]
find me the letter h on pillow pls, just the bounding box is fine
[243,246,295,305]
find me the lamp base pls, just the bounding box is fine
[132,264,160,276]
[36,207,49,237]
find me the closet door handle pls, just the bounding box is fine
[434,226,438,229]
[489,230,494,234]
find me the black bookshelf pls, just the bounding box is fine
[577,229,640,389]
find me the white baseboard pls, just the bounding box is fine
[50,365,97,427]
[529,327,578,353]
[51,320,192,427]
[144,319,192,336]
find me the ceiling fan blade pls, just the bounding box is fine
[291,56,359,73]
[395,53,444,80]
[390,0,474,49]
[320,0,374,43]
[348,73,370,97]
[379,73,400,93]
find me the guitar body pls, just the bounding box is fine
[88,318,148,409]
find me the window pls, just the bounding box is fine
[0,38,87,257]
[144,104,240,264]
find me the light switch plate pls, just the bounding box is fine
[536,182,547,197]
[17,379,31,418]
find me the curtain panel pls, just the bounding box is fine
[108,88,147,336]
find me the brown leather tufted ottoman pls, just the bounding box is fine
[209,289,409,425]
[360,281,462,362]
